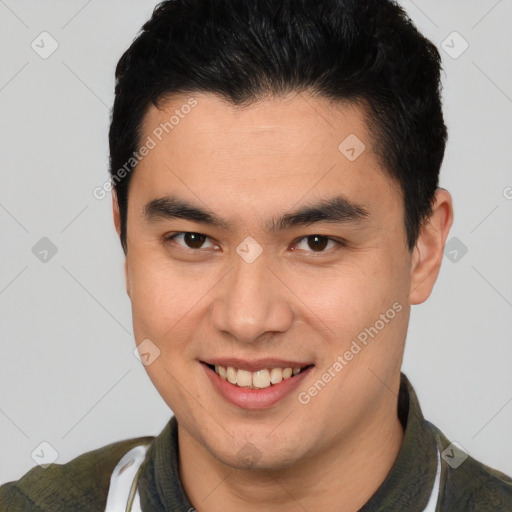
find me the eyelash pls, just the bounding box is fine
[162,232,345,255]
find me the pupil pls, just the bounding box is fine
[185,233,205,249]
[183,234,328,251]
[308,235,327,251]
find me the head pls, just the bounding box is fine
[109,0,453,470]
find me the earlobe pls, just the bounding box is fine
[112,190,121,237]
[112,190,130,297]
[124,259,131,298]
[409,188,454,305]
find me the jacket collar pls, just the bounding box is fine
[137,372,439,511]
[359,372,439,511]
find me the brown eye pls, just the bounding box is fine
[165,232,215,250]
[307,235,329,251]
[182,233,206,249]
[294,235,341,253]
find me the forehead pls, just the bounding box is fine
[141,92,372,159]
[131,92,401,228]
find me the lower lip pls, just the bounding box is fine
[202,363,313,410]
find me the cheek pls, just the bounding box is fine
[295,256,400,328]
[126,250,209,408]
[126,233,410,350]
[126,247,208,343]
[297,256,410,374]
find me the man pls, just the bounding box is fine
[1,0,511,510]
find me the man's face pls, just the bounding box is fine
[121,92,414,470]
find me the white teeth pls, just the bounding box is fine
[269,368,283,384]
[253,369,271,388]
[236,369,252,387]
[226,366,237,384]
[212,364,308,389]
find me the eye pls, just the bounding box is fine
[163,232,344,255]
[164,232,217,251]
[293,235,343,253]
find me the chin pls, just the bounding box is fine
[205,432,309,472]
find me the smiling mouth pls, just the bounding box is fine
[203,362,314,390]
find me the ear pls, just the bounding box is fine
[409,188,454,305]
[112,190,130,297]
[112,189,122,236]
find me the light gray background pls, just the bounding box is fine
[1,0,511,485]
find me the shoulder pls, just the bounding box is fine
[427,421,512,511]
[0,435,154,512]
[442,454,512,510]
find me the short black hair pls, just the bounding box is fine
[109,0,447,254]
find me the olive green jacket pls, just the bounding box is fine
[1,373,511,511]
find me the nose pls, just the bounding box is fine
[210,247,294,345]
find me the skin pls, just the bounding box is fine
[113,91,453,512]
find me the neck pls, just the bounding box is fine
[178,395,404,512]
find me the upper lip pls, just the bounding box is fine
[201,358,314,372]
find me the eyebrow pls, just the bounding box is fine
[143,194,370,232]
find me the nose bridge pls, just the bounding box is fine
[211,246,292,343]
